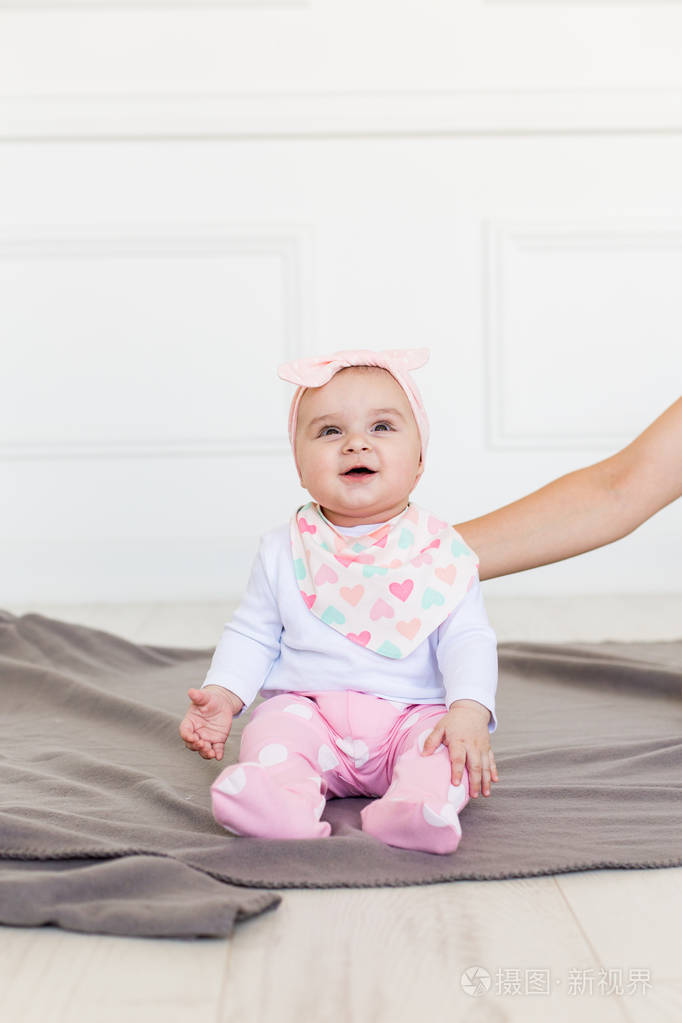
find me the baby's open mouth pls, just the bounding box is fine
[343,467,376,476]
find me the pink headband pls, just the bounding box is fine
[277,347,430,479]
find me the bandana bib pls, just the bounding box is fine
[290,501,479,659]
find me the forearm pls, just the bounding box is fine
[456,396,682,581]
[456,456,627,581]
[437,580,498,731]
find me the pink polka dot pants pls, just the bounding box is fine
[210,690,470,855]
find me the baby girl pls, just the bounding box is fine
[179,348,499,854]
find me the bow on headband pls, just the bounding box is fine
[277,347,430,387]
[277,347,431,479]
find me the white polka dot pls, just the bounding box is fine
[422,802,449,827]
[335,736,370,768]
[216,766,246,795]
[417,728,444,754]
[422,802,462,834]
[439,803,461,829]
[400,711,420,731]
[313,795,325,820]
[318,743,340,772]
[448,781,468,811]
[258,743,288,766]
[284,702,313,719]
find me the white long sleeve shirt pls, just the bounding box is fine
[202,516,498,733]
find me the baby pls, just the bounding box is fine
[180,347,499,855]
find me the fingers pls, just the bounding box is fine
[448,746,499,797]
[450,747,467,787]
[465,751,498,797]
[466,758,483,797]
[421,726,443,755]
[179,718,212,758]
[184,737,216,759]
[178,717,196,745]
[187,687,209,706]
[480,759,491,797]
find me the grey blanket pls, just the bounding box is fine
[0,610,680,938]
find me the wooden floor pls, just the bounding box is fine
[2,597,681,1023]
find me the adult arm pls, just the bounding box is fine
[456,396,682,581]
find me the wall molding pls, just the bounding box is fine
[484,219,682,449]
[0,225,313,460]
[2,88,682,140]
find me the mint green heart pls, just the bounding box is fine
[362,565,388,578]
[422,587,445,609]
[321,541,331,552]
[377,640,402,659]
[352,542,365,553]
[451,538,470,557]
[294,558,306,580]
[322,605,346,625]
[398,528,414,549]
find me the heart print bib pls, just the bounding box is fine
[290,501,479,659]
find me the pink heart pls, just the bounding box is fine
[314,563,338,585]
[335,552,374,567]
[370,598,394,621]
[428,515,447,535]
[389,579,414,602]
[411,552,433,567]
[397,618,421,640]
[389,558,402,568]
[372,534,388,549]
[299,518,317,535]
[347,631,371,647]
[302,591,316,609]
[435,564,457,586]
[340,584,364,606]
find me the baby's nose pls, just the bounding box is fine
[344,433,371,451]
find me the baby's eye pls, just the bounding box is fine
[373,422,393,432]
[319,426,341,437]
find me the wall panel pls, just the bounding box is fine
[1,3,680,600]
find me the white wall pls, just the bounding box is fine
[1,1,680,602]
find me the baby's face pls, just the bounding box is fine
[295,366,424,527]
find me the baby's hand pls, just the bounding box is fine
[420,699,499,797]
[179,686,244,761]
